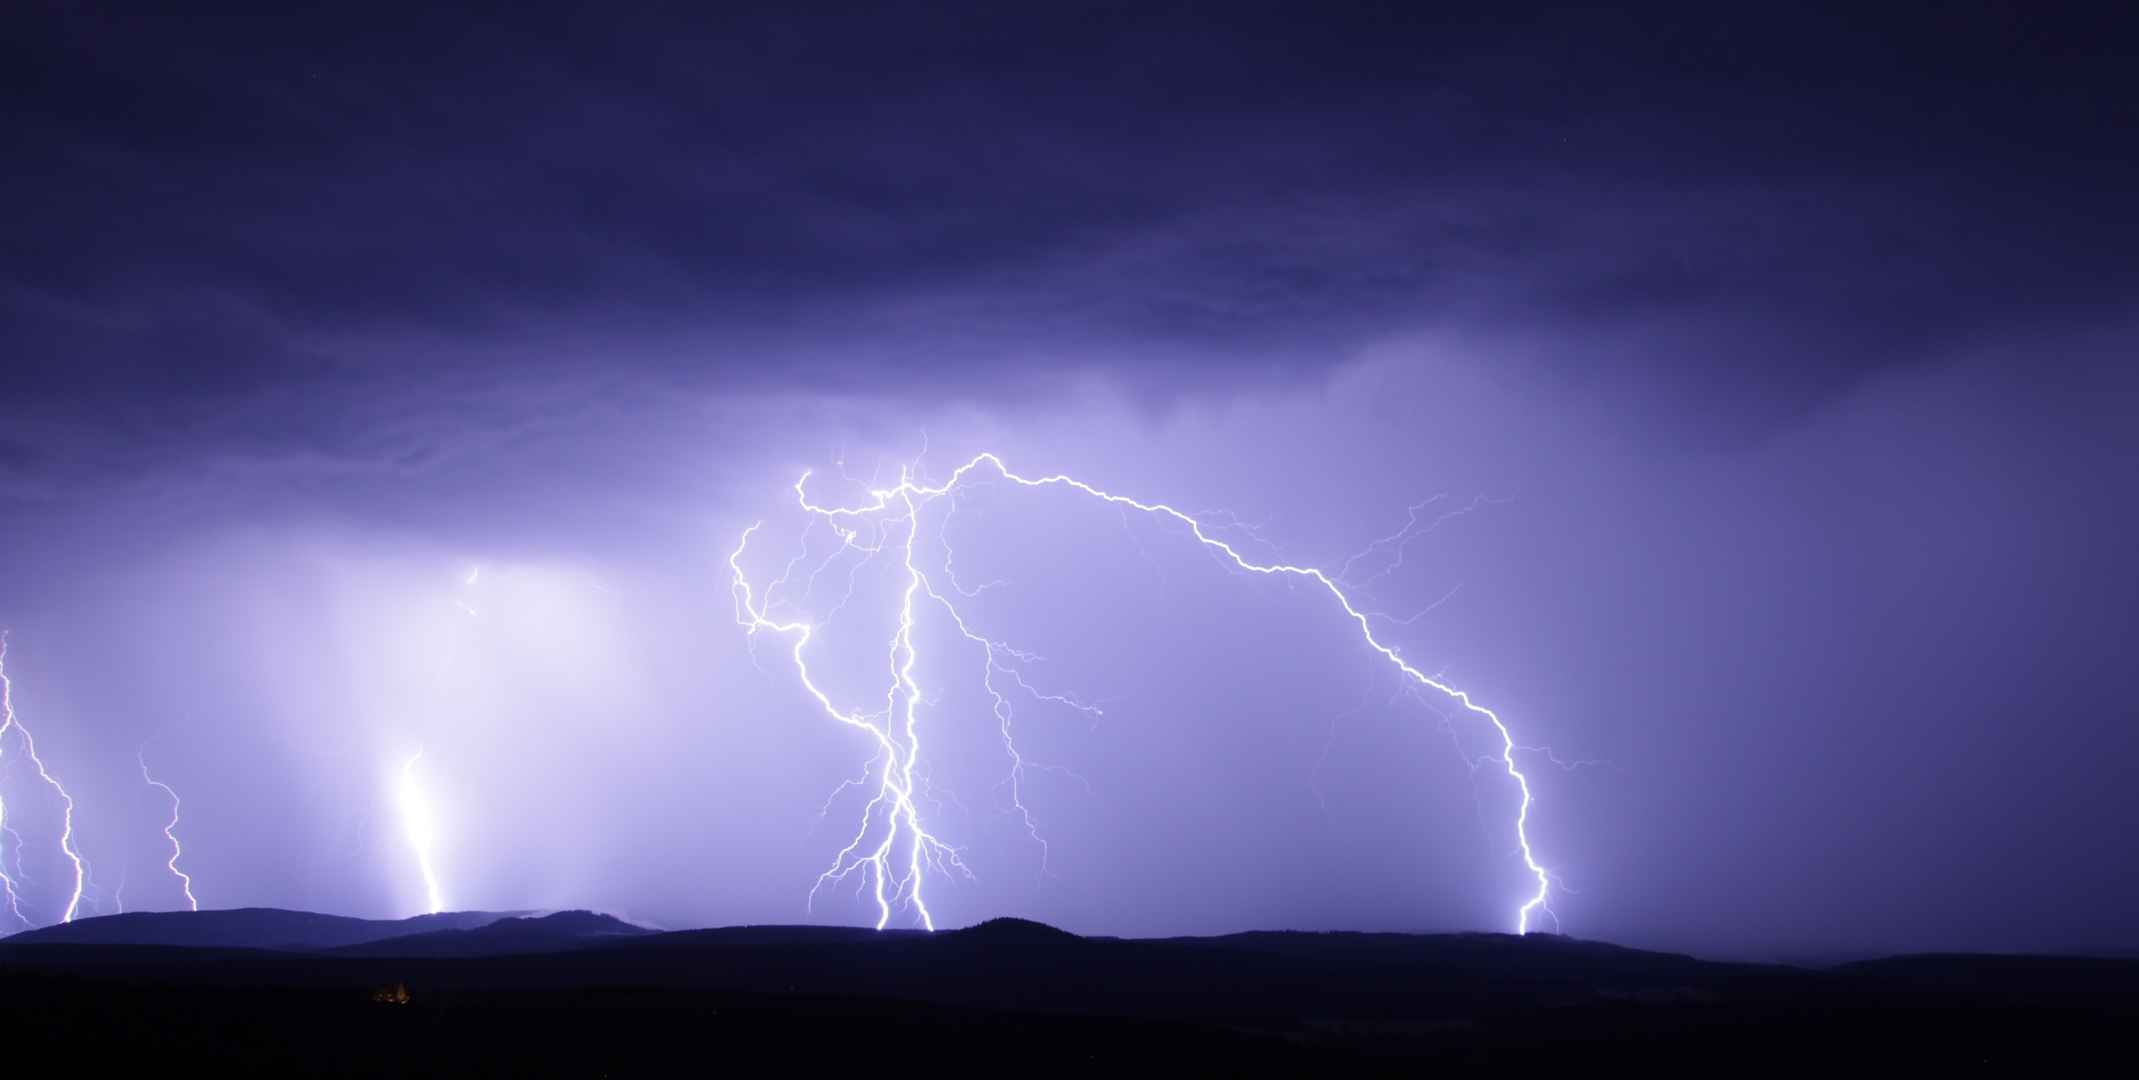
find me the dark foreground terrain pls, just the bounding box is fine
[4,911,2134,1074]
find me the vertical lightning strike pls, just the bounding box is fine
[735,453,1557,935]
[729,473,970,930]
[139,750,199,912]
[0,784,23,929]
[397,748,446,915]
[0,633,89,925]
[392,563,480,917]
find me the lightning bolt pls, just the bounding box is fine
[387,564,483,918]
[139,749,199,912]
[0,780,24,930]
[1336,493,1503,589]
[0,632,88,925]
[732,453,1556,934]
[731,480,968,931]
[397,748,446,915]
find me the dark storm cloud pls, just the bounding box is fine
[7,2,2133,466]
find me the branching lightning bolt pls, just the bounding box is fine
[1337,493,1504,588]
[732,483,969,930]
[139,749,199,912]
[0,632,88,925]
[732,453,1556,934]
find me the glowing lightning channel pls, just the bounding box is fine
[397,748,446,916]
[732,453,1556,935]
[0,632,88,925]
[138,750,199,912]
[730,476,971,931]
[0,784,23,930]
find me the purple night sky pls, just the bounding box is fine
[3,4,2135,960]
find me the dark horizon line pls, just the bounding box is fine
[14,903,2136,968]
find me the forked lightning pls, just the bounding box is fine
[731,453,1554,934]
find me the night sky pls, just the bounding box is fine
[3,3,2135,959]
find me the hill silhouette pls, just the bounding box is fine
[332,910,654,957]
[945,916,1084,945]
[3,910,2135,1068]
[3,907,520,950]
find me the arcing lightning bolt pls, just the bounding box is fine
[0,632,88,925]
[139,749,199,912]
[731,453,1555,934]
